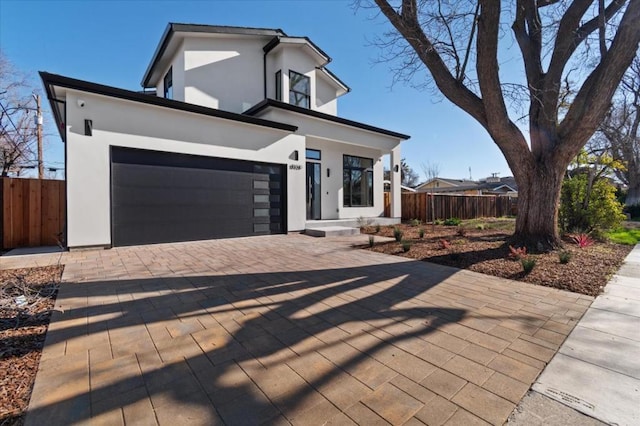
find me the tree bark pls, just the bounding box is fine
[512,157,566,249]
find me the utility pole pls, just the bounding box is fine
[34,94,43,179]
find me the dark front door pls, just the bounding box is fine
[306,162,321,220]
[110,147,286,246]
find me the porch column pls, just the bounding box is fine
[390,146,401,218]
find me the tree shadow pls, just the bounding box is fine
[21,259,544,425]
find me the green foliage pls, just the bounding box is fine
[558,250,572,264]
[401,240,412,252]
[418,228,425,238]
[434,219,444,225]
[410,218,422,227]
[393,227,403,242]
[443,217,461,226]
[375,224,381,233]
[521,257,536,274]
[476,224,486,230]
[368,235,375,247]
[559,174,625,232]
[605,227,640,245]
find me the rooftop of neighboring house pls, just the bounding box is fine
[415,176,518,193]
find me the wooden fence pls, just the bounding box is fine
[1,177,65,249]
[384,192,516,221]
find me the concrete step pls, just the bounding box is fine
[304,226,361,237]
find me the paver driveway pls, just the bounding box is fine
[16,234,592,425]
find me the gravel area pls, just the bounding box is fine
[363,221,631,296]
[0,265,63,426]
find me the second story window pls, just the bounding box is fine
[164,67,173,99]
[289,70,310,109]
[275,70,282,101]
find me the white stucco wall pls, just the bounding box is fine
[64,89,305,248]
[155,43,185,101]
[306,137,385,219]
[182,36,266,112]
[315,75,338,115]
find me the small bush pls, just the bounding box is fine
[439,239,451,250]
[375,224,381,233]
[402,240,411,252]
[410,218,422,227]
[368,235,375,247]
[418,228,425,239]
[444,217,461,226]
[508,245,527,260]
[393,227,403,242]
[457,227,468,237]
[476,224,486,230]
[572,233,594,248]
[435,219,444,225]
[558,250,572,264]
[560,174,625,232]
[521,257,536,274]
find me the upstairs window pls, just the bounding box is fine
[275,70,282,101]
[163,67,173,99]
[289,70,310,108]
[343,155,374,207]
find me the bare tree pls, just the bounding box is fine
[0,52,39,177]
[359,0,640,249]
[598,55,640,206]
[421,161,440,230]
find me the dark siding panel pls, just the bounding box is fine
[111,147,285,246]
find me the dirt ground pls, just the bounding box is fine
[363,219,631,297]
[0,265,63,426]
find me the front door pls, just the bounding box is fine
[306,162,321,220]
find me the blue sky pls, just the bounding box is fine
[0,0,512,182]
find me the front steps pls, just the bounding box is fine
[304,226,361,237]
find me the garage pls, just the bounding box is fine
[111,147,286,246]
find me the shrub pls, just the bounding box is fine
[435,219,444,225]
[444,217,461,226]
[476,224,486,230]
[439,239,451,250]
[572,233,594,248]
[368,235,375,247]
[558,250,572,264]
[418,228,425,239]
[559,174,625,232]
[521,257,536,274]
[410,218,422,227]
[508,245,527,260]
[375,224,381,233]
[393,227,403,242]
[457,227,468,237]
[402,240,411,252]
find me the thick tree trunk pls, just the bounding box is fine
[626,175,640,207]
[513,161,565,251]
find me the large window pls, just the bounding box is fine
[289,70,310,108]
[163,67,173,99]
[343,155,374,207]
[275,70,282,101]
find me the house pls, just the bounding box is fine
[415,175,518,196]
[40,23,409,249]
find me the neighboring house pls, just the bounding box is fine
[40,23,409,249]
[415,175,518,196]
[383,180,416,193]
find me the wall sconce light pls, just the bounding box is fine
[84,119,93,136]
[327,168,331,178]
[292,150,299,161]
[394,164,399,172]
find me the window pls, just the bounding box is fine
[343,155,374,207]
[163,67,173,99]
[289,70,310,108]
[275,70,282,101]
[305,149,321,161]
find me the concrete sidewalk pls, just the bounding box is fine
[529,245,640,425]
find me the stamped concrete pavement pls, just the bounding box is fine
[3,234,594,425]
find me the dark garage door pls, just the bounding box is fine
[111,147,286,246]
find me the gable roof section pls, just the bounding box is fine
[244,99,410,140]
[40,72,298,141]
[142,23,286,88]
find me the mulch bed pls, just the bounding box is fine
[363,221,632,296]
[0,265,63,426]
